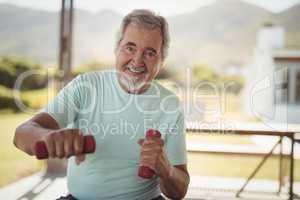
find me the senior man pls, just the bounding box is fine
[14,9,189,200]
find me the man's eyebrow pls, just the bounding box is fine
[124,42,157,53]
[124,42,136,46]
[145,47,157,54]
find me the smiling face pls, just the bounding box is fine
[115,22,163,94]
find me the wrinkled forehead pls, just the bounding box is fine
[120,23,163,53]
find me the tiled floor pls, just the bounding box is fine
[0,172,299,200]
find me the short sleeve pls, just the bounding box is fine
[165,112,187,166]
[42,75,86,128]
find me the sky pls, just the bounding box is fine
[0,0,299,16]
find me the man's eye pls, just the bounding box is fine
[145,51,156,58]
[125,46,135,53]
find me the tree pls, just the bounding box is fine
[0,56,47,90]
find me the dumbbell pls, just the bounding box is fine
[34,135,96,160]
[138,129,161,179]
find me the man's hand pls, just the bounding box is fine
[138,137,171,178]
[138,136,190,199]
[37,128,86,165]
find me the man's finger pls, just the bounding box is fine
[75,154,85,165]
[55,137,64,158]
[45,136,56,158]
[64,133,74,158]
[139,158,155,171]
[74,132,84,155]
[138,139,145,146]
[149,137,164,146]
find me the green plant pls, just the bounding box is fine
[0,85,29,111]
[0,56,47,90]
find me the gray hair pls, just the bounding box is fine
[115,9,170,61]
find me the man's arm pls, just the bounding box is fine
[14,112,85,163]
[158,164,189,199]
[138,138,190,199]
[14,112,60,155]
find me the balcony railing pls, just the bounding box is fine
[186,122,300,200]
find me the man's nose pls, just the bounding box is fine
[132,51,144,66]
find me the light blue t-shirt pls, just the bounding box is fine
[43,69,187,200]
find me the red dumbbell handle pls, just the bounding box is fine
[138,129,161,179]
[34,135,96,160]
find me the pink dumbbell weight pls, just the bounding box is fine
[138,129,161,179]
[34,135,96,160]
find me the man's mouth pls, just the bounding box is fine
[119,64,150,93]
[126,64,147,74]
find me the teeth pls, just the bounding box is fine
[127,65,146,73]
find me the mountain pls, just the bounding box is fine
[167,0,273,67]
[0,0,299,68]
[0,4,60,64]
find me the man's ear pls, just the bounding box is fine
[160,62,165,69]
[154,62,164,77]
[159,61,166,73]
